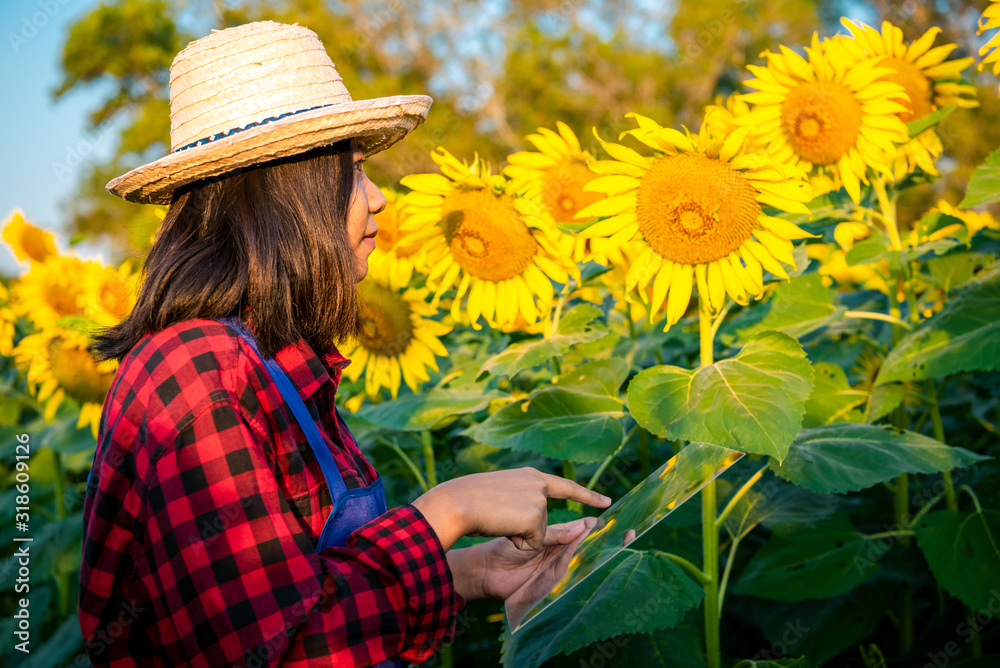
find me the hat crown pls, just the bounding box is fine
[168,21,352,152]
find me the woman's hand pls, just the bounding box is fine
[412,467,612,552]
[446,520,640,602]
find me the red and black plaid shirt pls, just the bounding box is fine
[79,318,464,667]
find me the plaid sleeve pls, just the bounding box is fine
[139,398,462,667]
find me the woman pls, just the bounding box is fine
[79,20,612,667]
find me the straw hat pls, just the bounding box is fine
[106,21,433,204]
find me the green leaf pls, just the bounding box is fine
[772,424,989,495]
[734,515,882,601]
[571,617,705,667]
[476,304,607,381]
[501,549,704,668]
[720,474,837,540]
[866,382,904,423]
[802,363,866,428]
[906,105,954,138]
[961,147,1000,207]
[356,388,508,431]
[738,275,845,341]
[735,659,812,668]
[927,252,988,294]
[876,263,1000,385]
[749,583,893,666]
[916,508,1000,610]
[627,331,813,461]
[463,359,628,462]
[18,613,84,668]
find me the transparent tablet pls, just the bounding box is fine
[506,442,744,633]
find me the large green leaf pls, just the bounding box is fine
[500,549,704,668]
[356,388,508,431]
[738,275,845,341]
[916,508,1000,610]
[463,359,628,462]
[749,583,893,666]
[720,473,837,540]
[772,424,989,494]
[627,332,813,461]
[19,613,84,668]
[802,363,866,428]
[866,382,905,423]
[476,304,607,381]
[876,263,1000,384]
[961,146,1000,207]
[734,514,883,601]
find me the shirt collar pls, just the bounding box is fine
[240,316,352,400]
[273,338,353,400]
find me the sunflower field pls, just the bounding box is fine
[3,6,1000,668]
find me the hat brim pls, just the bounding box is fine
[106,94,432,204]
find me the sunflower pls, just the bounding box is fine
[79,259,141,327]
[978,1,1000,90]
[11,255,90,331]
[339,277,452,401]
[12,327,117,436]
[933,199,1000,237]
[2,209,58,264]
[740,36,910,203]
[399,148,577,330]
[573,112,815,330]
[366,190,429,291]
[806,244,889,293]
[502,122,610,266]
[0,283,17,357]
[838,19,977,179]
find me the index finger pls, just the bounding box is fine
[539,472,612,508]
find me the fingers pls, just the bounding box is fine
[623,529,637,547]
[541,517,597,546]
[538,472,612,508]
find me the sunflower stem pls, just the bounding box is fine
[842,310,912,329]
[709,299,733,341]
[53,451,70,618]
[421,431,437,489]
[872,175,902,251]
[376,437,427,491]
[698,292,722,668]
[925,379,957,512]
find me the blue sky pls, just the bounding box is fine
[0,0,113,278]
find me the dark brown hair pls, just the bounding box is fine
[89,137,366,362]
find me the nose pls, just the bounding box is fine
[366,174,387,216]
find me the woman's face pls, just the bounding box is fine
[347,149,386,282]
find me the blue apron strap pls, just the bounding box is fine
[216,316,348,499]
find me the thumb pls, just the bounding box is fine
[542,518,592,546]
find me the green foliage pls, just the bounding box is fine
[464,359,628,462]
[960,146,1000,207]
[802,363,866,427]
[476,304,607,381]
[357,387,508,431]
[500,549,704,668]
[738,275,845,341]
[877,263,1000,384]
[734,514,883,601]
[916,508,1000,610]
[772,424,989,494]
[627,332,813,461]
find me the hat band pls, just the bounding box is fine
[172,103,336,153]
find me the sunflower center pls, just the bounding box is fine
[635,153,760,265]
[781,80,862,165]
[439,189,538,281]
[356,281,414,357]
[541,161,604,223]
[47,338,115,405]
[881,57,933,123]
